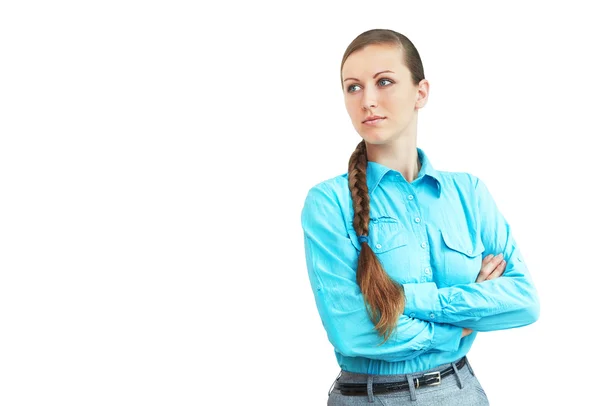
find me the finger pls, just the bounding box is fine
[476,270,489,283]
[476,256,494,282]
[482,254,494,264]
[486,259,507,281]
[477,254,503,282]
[486,254,504,272]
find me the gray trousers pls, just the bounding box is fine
[327,357,489,405]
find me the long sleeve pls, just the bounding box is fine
[301,184,464,362]
[401,176,540,331]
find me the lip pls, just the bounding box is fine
[362,116,386,125]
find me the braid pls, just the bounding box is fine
[348,140,406,343]
[348,140,370,235]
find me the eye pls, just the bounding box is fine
[378,78,393,87]
[347,84,360,93]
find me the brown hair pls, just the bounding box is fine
[343,29,425,342]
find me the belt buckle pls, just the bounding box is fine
[422,371,441,386]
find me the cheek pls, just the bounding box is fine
[343,98,352,114]
[344,99,361,122]
[383,90,412,112]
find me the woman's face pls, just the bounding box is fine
[341,44,426,144]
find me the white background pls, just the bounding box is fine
[1,1,599,405]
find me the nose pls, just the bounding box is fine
[361,86,378,110]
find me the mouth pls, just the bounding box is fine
[362,117,386,125]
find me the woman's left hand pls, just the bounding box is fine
[476,253,506,283]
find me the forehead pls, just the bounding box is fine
[342,44,408,79]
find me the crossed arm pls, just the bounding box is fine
[401,177,540,332]
[300,177,539,362]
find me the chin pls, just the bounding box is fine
[359,131,390,145]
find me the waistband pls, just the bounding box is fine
[334,357,467,396]
[329,356,476,401]
[336,356,473,384]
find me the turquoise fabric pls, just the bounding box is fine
[300,147,539,374]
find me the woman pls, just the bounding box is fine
[300,29,540,405]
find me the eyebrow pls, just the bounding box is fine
[343,70,395,83]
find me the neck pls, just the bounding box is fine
[366,137,421,183]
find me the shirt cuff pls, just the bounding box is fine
[403,282,442,321]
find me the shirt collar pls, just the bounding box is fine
[366,147,442,197]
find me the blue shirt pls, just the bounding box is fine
[300,147,540,375]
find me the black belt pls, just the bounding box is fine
[334,357,467,396]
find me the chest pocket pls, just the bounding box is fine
[439,228,485,285]
[346,216,408,253]
[345,216,415,282]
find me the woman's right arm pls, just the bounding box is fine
[301,184,465,362]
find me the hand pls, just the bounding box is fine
[462,328,473,337]
[476,253,506,283]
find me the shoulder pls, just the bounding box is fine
[303,172,349,203]
[438,169,478,184]
[301,172,350,223]
[436,169,481,192]
[436,170,497,209]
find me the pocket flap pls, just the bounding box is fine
[440,228,484,258]
[347,216,409,254]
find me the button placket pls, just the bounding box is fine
[406,187,431,285]
[406,190,423,227]
[422,266,432,282]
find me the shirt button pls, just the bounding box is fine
[467,249,472,254]
[430,313,435,319]
[376,243,382,249]
[408,195,414,200]
[415,217,420,223]
[421,242,427,248]
[424,267,431,275]
[410,313,416,318]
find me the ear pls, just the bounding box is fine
[415,79,429,109]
